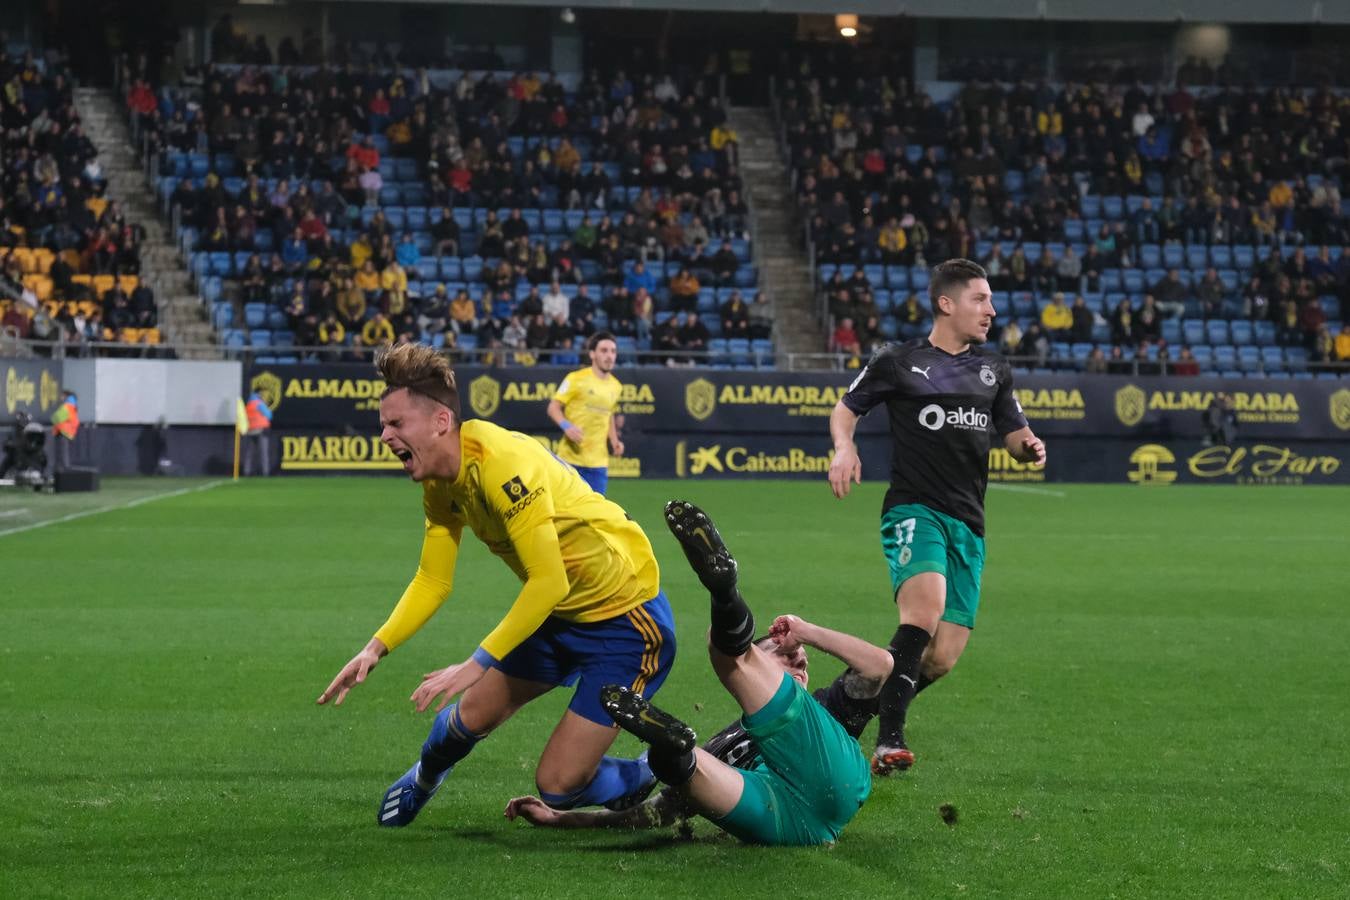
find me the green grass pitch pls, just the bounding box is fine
[2,478,1347,898]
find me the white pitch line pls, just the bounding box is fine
[988,483,1067,498]
[0,480,228,539]
[0,508,30,519]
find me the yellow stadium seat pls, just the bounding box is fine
[59,249,82,271]
[22,274,53,301]
[143,328,162,345]
[78,300,98,317]
[71,273,93,287]
[92,275,115,296]
[10,247,35,273]
[118,275,139,293]
[32,249,54,274]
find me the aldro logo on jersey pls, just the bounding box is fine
[502,475,546,520]
[917,403,989,432]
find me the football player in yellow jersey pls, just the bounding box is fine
[546,331,624,495]
[317,344,676,826]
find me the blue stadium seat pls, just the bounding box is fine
[1229,321,1253,345]
[1080,196,1102,219]
[1210,246,1232,268]
[244,303,267,329]
[1250,319,1275,346]
[1205,321,1231,345]
[1163,244,1185,268]
[1123,270,1145,294]
[1139,244,1162,269]
[910,267,930,292]
[886,266,909,290]
[1182,321,1205,345]
[1100,270,1123,292]
[1161,320,1181,344]
[249,329,273,347]
[1233,245,1256,270]
[1186,246,1209,270]
[211,301,233,329]
[1102,197,1124,220]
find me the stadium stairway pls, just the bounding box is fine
[729,107,825,364]
[74,88,218,358]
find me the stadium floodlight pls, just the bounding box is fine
[836,14,858,38]
[560,7,576,24]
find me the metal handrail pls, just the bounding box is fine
[10,335,1344,377]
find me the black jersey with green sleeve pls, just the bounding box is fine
[840,338,1027,536]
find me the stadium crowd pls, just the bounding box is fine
[129,58,770,365]
[0,47,159,351]
[781,74,1350,375]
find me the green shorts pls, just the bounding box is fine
[880,503,986,629]
[712,673,871,846]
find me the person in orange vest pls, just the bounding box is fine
[243,390,273,476]
[50,388,80,472]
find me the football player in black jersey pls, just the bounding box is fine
[827,258,1046,775]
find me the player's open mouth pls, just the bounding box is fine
[394,449,413,469]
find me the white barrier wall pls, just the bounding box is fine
[63,359,242,425]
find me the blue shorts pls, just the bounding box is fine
[492,591,675,726]
[572,465,608,495]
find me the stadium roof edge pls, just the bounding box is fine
[294,0,1350,26]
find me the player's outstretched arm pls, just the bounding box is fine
[827,401,863,498]
[1003,426,1047,465]
[770,615,893,685]
[318,523,461,707]
[504,793,682,830]
[317,637,388,705]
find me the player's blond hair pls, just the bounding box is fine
[376,344,461,422]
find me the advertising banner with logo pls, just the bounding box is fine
[1,359,64,425]
[1015,375,1350,441]
[246,364,1350,443]
[271,421,1345,485]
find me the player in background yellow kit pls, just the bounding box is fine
[317,344,675,826]
[546,331,624,495]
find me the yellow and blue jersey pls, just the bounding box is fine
[553,367,621,469]
[373,419,660,664]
